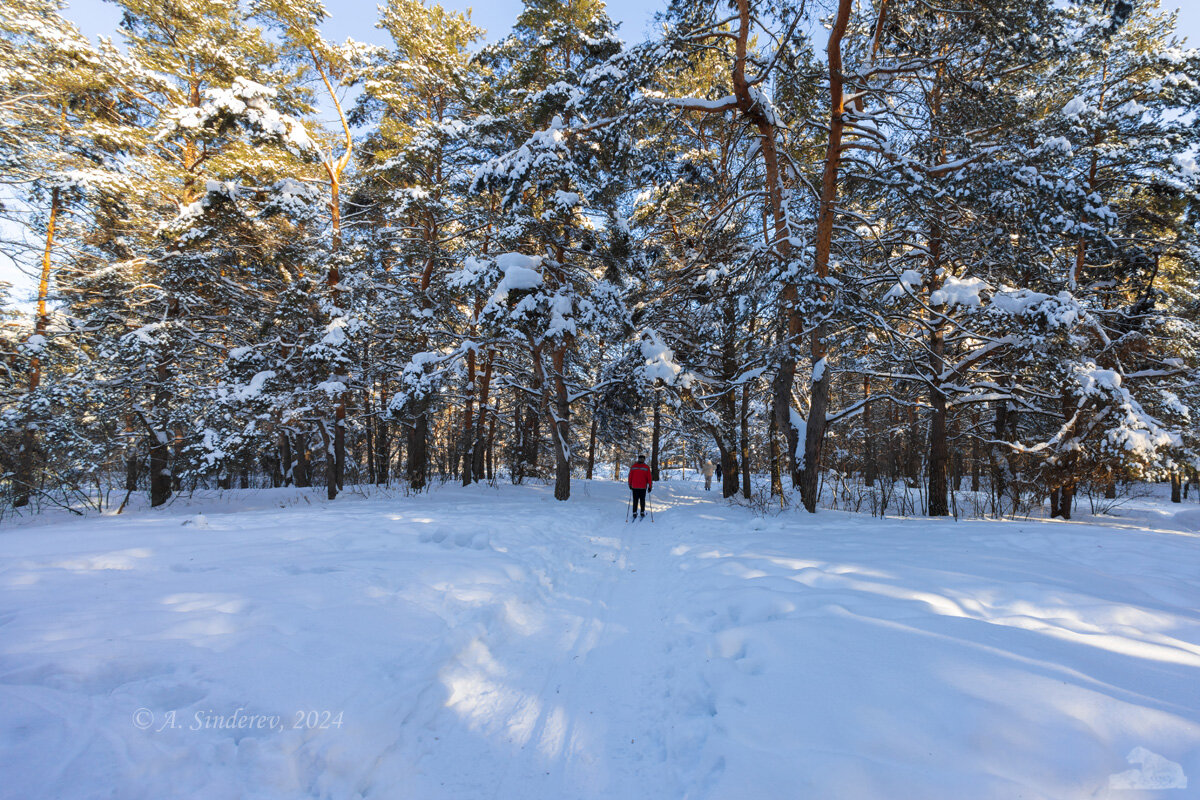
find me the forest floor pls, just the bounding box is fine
[1,477,1199,799]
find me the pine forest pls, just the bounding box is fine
[2,0,1198,519]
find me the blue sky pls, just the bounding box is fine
[62,0,1200,50]
[63,0,664,46]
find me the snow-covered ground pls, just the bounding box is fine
[2,478,1199,799]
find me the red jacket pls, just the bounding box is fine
[628,462,653,490]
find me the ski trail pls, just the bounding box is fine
[395,481,708,800]
[488,486,678,799]
[202,478,730,800]
[541,492,676,799]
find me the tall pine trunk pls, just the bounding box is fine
[585,412,598,480]
[470,350,495,483]
[147,295,180,508]
[375,380,390,486]
[863,377,877,487]
[550,344,571,501]
[740,381,752,499]
[927,231,949,517]
[651,395,662,482]
[407,411,428,492]
[125,417,140,492]
[799,0,853,513]
[768,403,783,497]
[461,345,478,486]
[13,187,60,508]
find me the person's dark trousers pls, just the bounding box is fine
[631,488,647,515]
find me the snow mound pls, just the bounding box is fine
[418,525,491,550]
[1108,747,1188,790]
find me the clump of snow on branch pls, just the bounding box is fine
[639,329,692,388]
[882,269,922,302]
[158,77,317,158]
[487,253,544,309]
[930,276,988,308]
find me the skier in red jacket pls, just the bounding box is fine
[628,455,653,518]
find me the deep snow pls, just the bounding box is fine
[2,478,1199,799]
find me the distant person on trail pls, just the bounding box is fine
[628,455,653,518]
[702,460,715,491]
[715,461,723,483]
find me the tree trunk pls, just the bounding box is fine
[407,412,428,492]
[470,350,494,482]
[799,0,853,513]
[1171,472,1182,504]
[800,360,831,512]
[13,187,61,507]
[651,395,662,482]
[520,346,545,482]
[1050,392,1079,518]
[280,432,293,487]
[927,260,949,514]
[322,421,337,500]
[485,413,496,482]
[768,402,783,497]
[928,386,949,516]
[314,51,355,501]
[330,358,346,495]
[772,365,801,488]
[1055,482,1075,519]
[375,381,390,485]
[511,393,525,483]
[585,412,598,480]
[267,449,283,488]
[149,429,172,507]
[365,402,376,486]
[125,423,140,493]
[461,345,478,486]
[294,432,312,488]
[550,344,571,501]
[148,300,178,509]
[970,408,981,493]
[740,381,751,499]
[172,429,185,491]
[721,446,738,499]
[863,376,876,487]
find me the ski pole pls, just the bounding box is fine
[626,491,631,522]
[649,491,654,522]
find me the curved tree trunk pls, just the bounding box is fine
[799,0,854,513]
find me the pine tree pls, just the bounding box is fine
[0,0,145,507]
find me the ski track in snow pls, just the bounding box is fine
[2,479,1200,799]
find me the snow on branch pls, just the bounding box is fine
[157,77,318,159]
[642,90,738,114]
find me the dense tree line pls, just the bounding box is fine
[1,0,1197,517]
